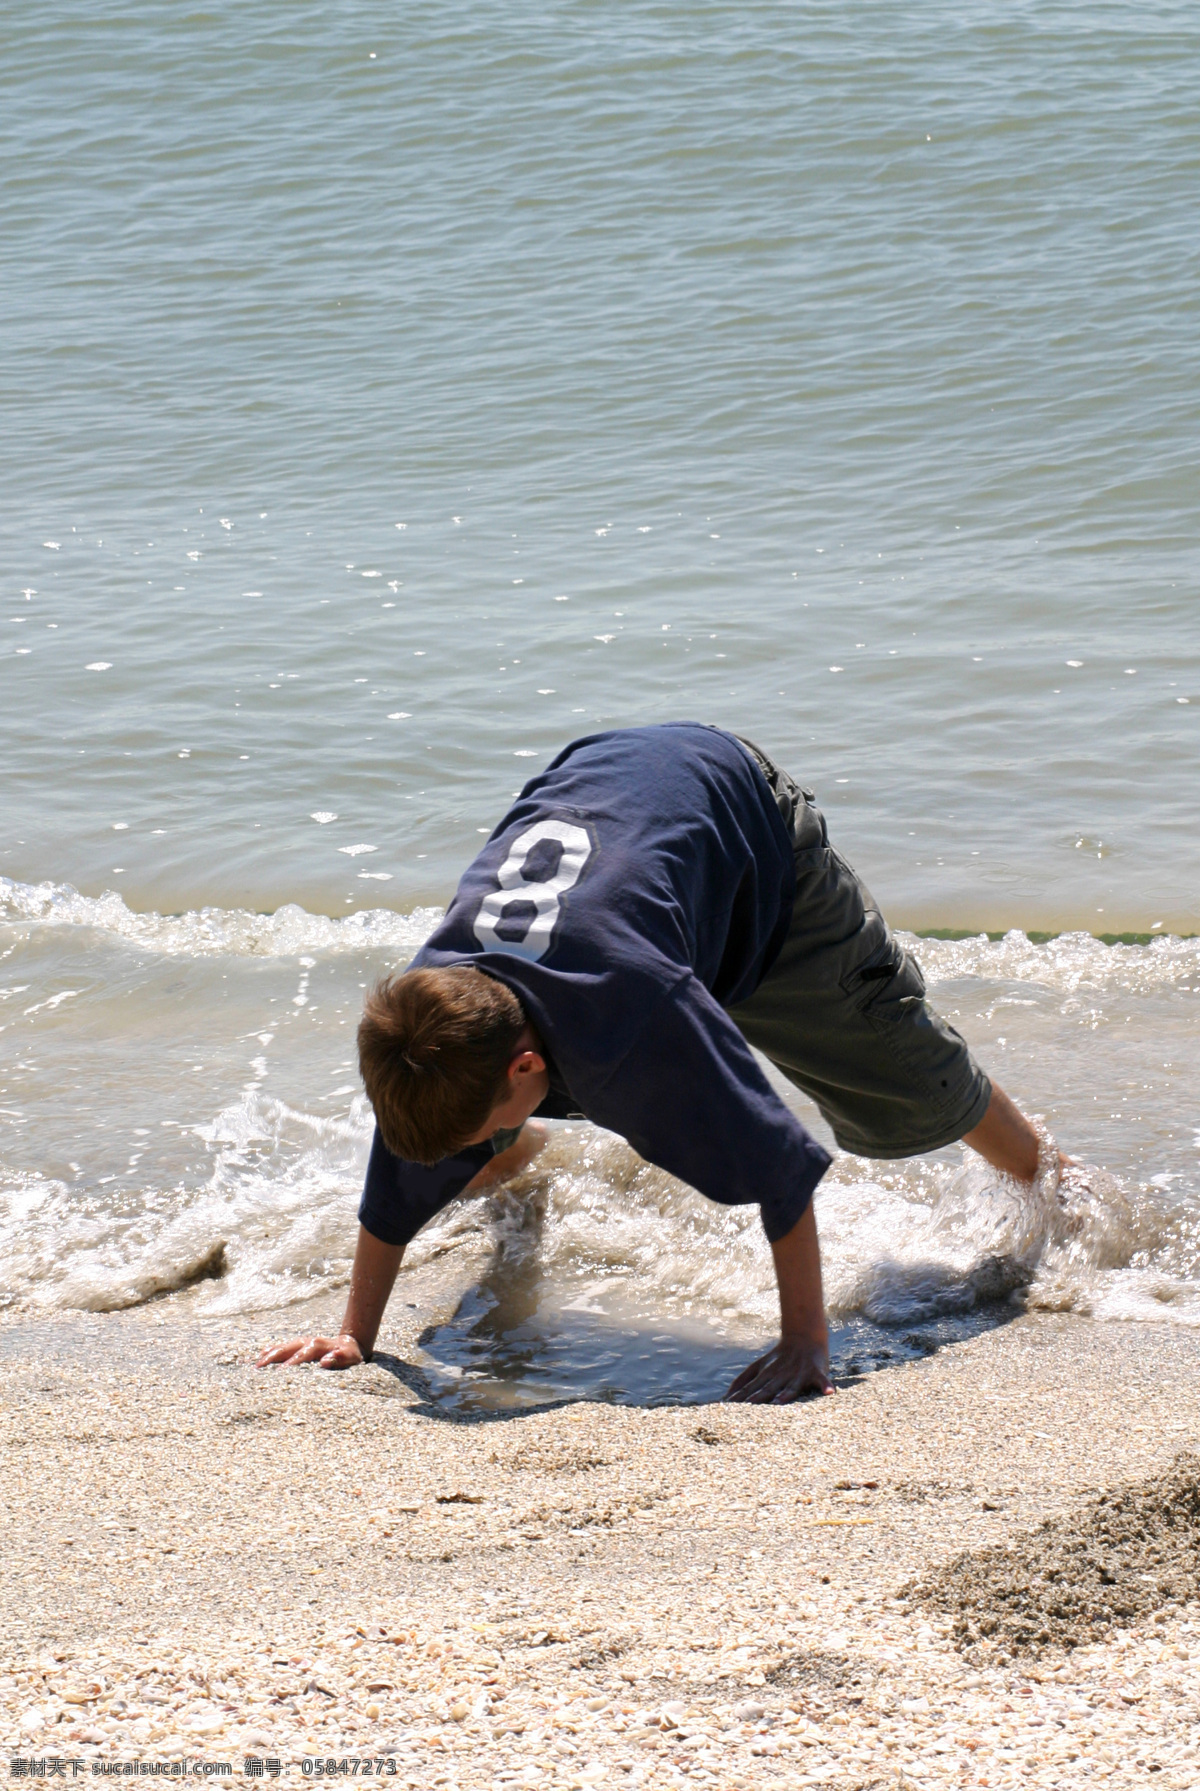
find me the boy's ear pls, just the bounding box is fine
[510,1046,545,1080]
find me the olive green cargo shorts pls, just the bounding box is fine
[729,739,992,1159]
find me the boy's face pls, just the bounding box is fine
[463,1024,549,1144]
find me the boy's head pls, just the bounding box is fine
[357,965,543,1164]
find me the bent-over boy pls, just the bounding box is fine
[260,723,1052,1401]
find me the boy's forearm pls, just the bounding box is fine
[338,1225,405,1358]
[726,1198,831,1401]
[770,1199,828,1341]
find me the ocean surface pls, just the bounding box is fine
[3,3,1199,1400]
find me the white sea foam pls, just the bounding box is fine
[477,1125,1195,1337]
[0,1088,482,1317]
[1,904,1198,1366]
[0,876,441,960]
[913,927,1200,997]
[1,1097,362,1314]
[0,1078,1196,1347]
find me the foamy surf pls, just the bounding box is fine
[479,1126,1186,1331]
[0,874,442,960]
[416,1130,1193,1409]
[3,880,1200,1404]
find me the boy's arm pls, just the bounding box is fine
[256,1123,548,1371]
[725,1199,834,1403]
[461,1119,547,1192]
[256,1224,404,1369]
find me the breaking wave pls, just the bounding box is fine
[3,885,1200,1401]
[0,875,443,960]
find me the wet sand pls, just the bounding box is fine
[3,1269,1199,1788]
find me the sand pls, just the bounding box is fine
[3,1266,1199,1789]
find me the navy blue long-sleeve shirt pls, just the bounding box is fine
[359,724,831,1248]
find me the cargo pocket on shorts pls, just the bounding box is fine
[840,919,924,1005]
[839,926,961,1111]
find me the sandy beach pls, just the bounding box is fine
[4,1248,1198,1789]
[7,8,1200,1788]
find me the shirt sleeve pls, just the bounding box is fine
[582,973,832,1243]
[357,1126,494,1248]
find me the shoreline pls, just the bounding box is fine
[5,871,1199,948]
[913,925,1199,947]
[3,1301,1198,1787]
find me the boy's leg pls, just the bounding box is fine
[730,745,1043,1173]
[724,743,1057,1402]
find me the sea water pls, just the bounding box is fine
[3,883,1199,1405]
[2,4,1199,1401]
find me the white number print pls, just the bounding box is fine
[472,819,594,961]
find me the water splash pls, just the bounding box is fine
[2,903,1199,1383]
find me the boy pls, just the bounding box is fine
[259,723,1049,1401]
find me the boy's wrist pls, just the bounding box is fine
[779,1324,829,1355]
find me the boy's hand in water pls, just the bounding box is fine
[255,1333,366,1370]
[726,1334,834,1403]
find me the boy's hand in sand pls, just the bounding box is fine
[726,1333,833,1403]
[256,1332,366,1370]
[256,1227,406,1371]
[726,1198,835,1403]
